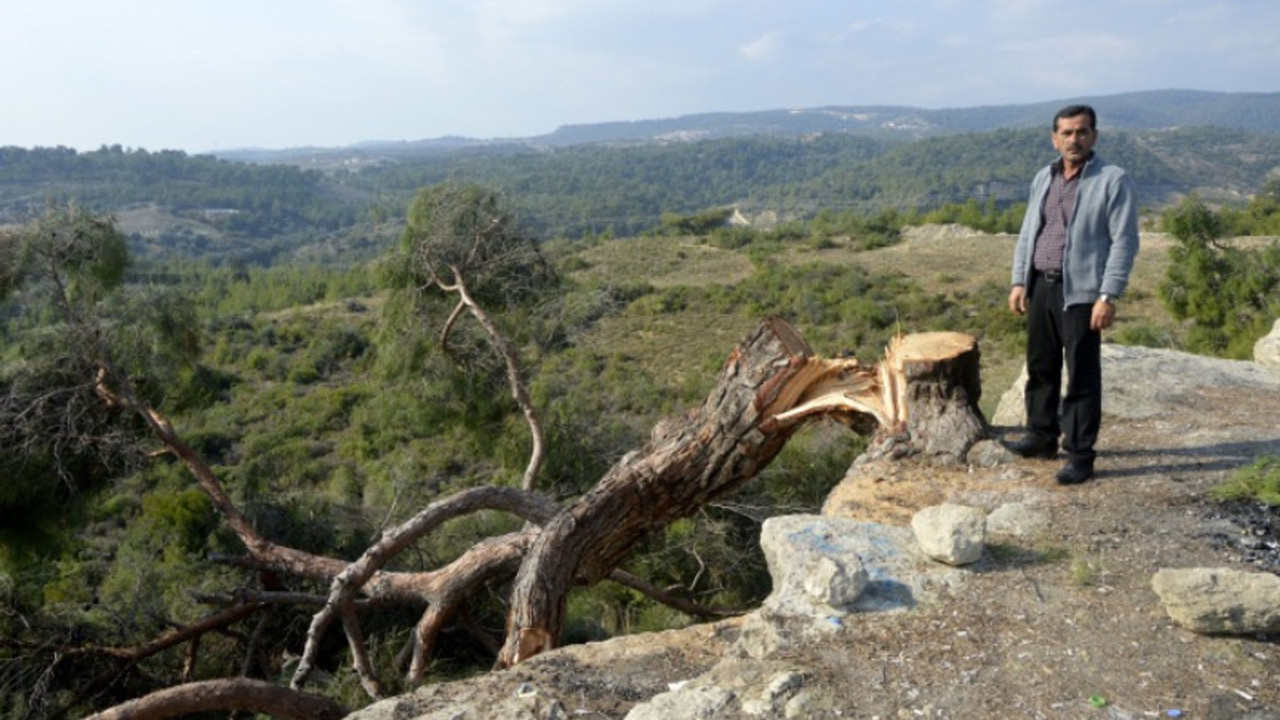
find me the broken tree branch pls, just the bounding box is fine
[80,679,347,720]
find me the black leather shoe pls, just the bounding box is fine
[1007,436,1058,459]
[1056,460,1095,485]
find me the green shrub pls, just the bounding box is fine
[1212,455,1280,507]
[139,488,217,554]
[708,226,759,250]
[1159,196,1280,358]
[1110,322,1177,349]
[657,207,734,236]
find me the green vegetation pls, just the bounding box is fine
[1068,550,1105,588]
[1218,179,1280,236]
[1212,455,1280,507]
[1159,195,1280,358]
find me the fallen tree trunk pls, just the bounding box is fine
[497,320,986,666]
[80,679,347,720]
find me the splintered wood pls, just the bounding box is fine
[765,331,983,462]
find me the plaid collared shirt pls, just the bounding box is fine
[1031,159,1083,272]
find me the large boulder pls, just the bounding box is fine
[756,515,970,620]
[1256,318,1280,368]
[1151,567,1280,635]
[758,515,870,618]
[993,343,1280,426]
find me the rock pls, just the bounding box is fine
[738,516,971,660]
[911,503,986,566]
[991,362,1044,427]
[899,223,997,242]
[623,685,736,720]
[362,696,568,720]
[734,613,805,659]
[1256,318,1280,368]
[966,438,1014,468]
[985,502,1049,538]
[741,671,805,716]
[993,344,1280,426]
[1151,567,1280,634]
[802,556,864,608]
[784,689,842,719]
[759,515,870,617]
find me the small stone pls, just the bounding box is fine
[986,502,1048,538]
[966,438,1014,468]
[912,503,986,566]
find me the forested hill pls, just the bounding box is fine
[0,145,365,263]
[3,90,1279,264]
[225,89,1280,160]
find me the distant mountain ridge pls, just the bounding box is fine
[217,89,1280,164]
[539,89,1280,144]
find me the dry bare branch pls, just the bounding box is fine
[607,569,745,619]
[291,486,560,689]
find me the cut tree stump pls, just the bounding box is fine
[868,331,986,463]
[496,320,986,666]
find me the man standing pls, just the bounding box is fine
[1007,105,1140,485]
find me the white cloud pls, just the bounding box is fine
[739,32,784,62]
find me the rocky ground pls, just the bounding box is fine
[350,345,1280,720]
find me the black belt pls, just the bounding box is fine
[1034,269,1063,282]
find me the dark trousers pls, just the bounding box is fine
[1024,273,1101,463]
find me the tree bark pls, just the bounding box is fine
[80,679,347,720]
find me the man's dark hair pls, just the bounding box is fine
[1053,104,1097,131]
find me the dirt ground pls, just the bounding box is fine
[361,377,1280,720]
[792,381,1280,719]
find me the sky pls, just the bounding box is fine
[1,0,1277,153]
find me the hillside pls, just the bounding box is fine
[3,90,1278,263]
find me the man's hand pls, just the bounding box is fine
[1008,285,1027,316]
[1090,299,1116,330]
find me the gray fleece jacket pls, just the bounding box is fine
[1011,154,1140,308]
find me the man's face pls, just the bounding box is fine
[1051,114,1097,168]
